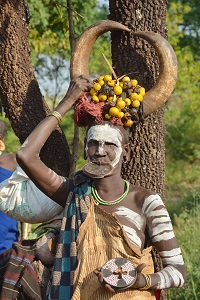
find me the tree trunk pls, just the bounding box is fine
[0,0,70,176]
[109,0,168,299]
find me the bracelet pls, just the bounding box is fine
[140,273,151,290]
[47,111,62,124]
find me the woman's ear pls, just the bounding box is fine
[123,143,130,162]
[83,137,88,160]
[0,139,5,152]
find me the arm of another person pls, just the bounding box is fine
[16,76,92,207]
[142,194,187,289]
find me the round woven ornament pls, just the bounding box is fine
[101,257,137,290]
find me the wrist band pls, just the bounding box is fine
[47,111,62,124]
[140,273,151,290]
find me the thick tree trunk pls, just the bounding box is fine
[0,0,70,176]
[109,1,168,299]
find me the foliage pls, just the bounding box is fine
[165,0,200,197]
[166,190,200,300]
[27,0,110,100]
[0,116,20,154]
[168,0,200,60]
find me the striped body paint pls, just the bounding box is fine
[114,194,185,288]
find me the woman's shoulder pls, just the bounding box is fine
[129,183,159,208]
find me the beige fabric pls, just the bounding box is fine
[73,200,156,299]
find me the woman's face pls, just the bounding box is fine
[85,124,124,168]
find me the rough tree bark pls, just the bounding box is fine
[0,0,70,176]
[109,0,168,299]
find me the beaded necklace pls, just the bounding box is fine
[91,179,129,206]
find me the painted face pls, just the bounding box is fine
[85,124,123,167]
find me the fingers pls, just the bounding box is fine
[105,283,115,293]
[93,268,115,293]
[136,263,146,274]
[69,75,92,95]
[93,268,101,276]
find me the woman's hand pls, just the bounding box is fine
[93,268,115,293]
[59,75,93,110]
[93,263,147,293]
[130,263,147,289]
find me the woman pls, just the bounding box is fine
[16,75,186,300]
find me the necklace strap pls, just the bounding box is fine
[91,179,129,206]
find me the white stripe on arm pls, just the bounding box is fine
[143,194,186,289]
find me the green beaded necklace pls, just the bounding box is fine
[91,179,129,206]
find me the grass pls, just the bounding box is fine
[166,189,200,300]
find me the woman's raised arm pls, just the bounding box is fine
[16,76,92,207]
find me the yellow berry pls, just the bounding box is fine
[131,79,138,87]
[104,75,112,82]
[90,88,96,96]
[137,94,143,102]
[99,94,107,101]
[108,96,114,102]
[124,119,134,127]
[118,111,124,118]
[92,95,99,103]
[130,92,138,101]
[93,82,101,91]
[140,87,145,96]
[105,113,111,119]
[107,80,116,87]
[98,80,105,86]
[119,81,124,88]
[114,85,123,95]
[116,100,126,109]
[109,107,120,117]
[132,100,140,108]
[124,98,131,106]
[122,76,131,82]
[98,75,104,81]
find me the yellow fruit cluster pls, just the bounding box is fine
[89,75,145,127]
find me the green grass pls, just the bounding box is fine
[166,190,200,300]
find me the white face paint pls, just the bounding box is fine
[86,124,123,167]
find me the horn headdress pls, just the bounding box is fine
[70,20,177,119]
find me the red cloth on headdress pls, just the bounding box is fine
[73,93,105,127]
[73,93,124,127]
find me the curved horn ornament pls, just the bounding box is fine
[132,31,178,117]
[70,20,130,80]
[70,21,178,118]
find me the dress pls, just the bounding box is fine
[0,167,19,254]
[48,172,156,300]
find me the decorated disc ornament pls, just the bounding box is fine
[82,162,113,178]
[101,258,137,290]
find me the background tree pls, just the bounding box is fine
[0,0,70,175]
